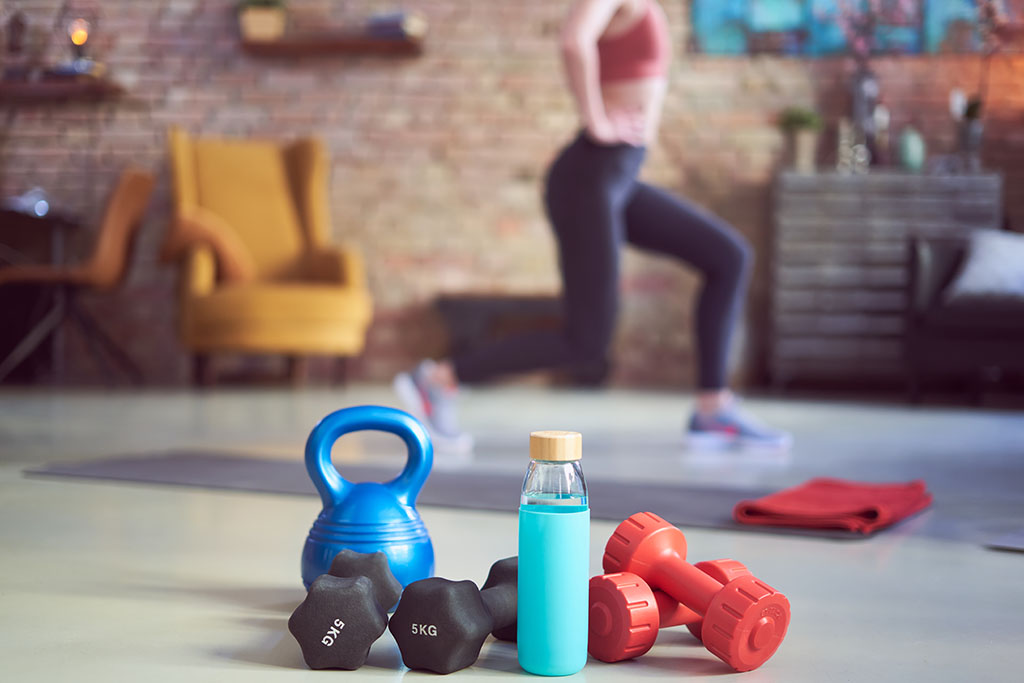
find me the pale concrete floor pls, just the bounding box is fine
[1,385,1022,681]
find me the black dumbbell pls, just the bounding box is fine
[288,549,403,670]
[388,556,517,674]
[327,548,403,611]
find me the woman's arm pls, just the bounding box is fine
[560,0,627,143]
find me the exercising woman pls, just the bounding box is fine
[396,0,790,452]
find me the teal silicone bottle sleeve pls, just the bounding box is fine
[517,505,590,676]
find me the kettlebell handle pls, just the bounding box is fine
[305,405,433,509]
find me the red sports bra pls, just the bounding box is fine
[597,0,671,83]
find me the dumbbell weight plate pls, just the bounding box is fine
[700,574,790,672]
[684,559,751,642]
[288,574,389,670]
[388,577,493,674]
[588,572,662,662]
[329,549,403,612]
[481,556,518,642]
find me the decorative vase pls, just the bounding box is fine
[957,118,984,173]
[850,64,880,154]
[899,127,926,173]
[239,7,286,42]
[793,129,818,174]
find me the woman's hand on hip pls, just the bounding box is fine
[584,118,623,145]
[586,109,646,146]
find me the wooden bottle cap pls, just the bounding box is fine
[529,430,582,461]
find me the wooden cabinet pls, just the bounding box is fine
[771,171,1003,386]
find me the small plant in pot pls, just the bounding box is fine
[779,107,823,174]
[237,0,287,43]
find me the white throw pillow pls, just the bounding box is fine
[943,229,1024,303]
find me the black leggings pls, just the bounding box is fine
[453,132,752,390]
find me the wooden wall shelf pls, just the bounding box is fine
[241,31,423,57]
[0,78,124,103]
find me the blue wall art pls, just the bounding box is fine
[690,0,1023,56]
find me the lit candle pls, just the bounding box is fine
[68,18,90,58]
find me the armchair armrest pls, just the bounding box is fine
[907,237,966,316]
[161,206,256,284]
[181,246,216,298]
[908,238,931,318]
[305,245,367,289]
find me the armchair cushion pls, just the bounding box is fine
[193,137,306,279]
[304,245,367,287]
[943,229,1024,304]
[184,284,372,354]
[923,297,1024,335]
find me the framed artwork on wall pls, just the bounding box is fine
[690,0,1023,56]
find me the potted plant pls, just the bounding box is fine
[237,0,287,43]
[779,107,823,174]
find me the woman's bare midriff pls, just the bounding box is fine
[601,77,667,146]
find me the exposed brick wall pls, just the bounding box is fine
[2,0,1021,387]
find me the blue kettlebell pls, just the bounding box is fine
[300,405,434,590]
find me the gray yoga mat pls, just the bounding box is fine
[25,450,865,539]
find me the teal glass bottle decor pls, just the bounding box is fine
[899,126,926,172]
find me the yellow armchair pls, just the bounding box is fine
[165,127,372,384]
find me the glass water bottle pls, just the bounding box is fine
[517,430,589,676]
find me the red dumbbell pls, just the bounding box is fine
[602,512,790,672]
[589,559,750,663]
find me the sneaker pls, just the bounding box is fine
[686,402,792,451]
[393,360,474,454]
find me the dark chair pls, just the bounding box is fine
[906,235,1024,402]
[0,169,156,384]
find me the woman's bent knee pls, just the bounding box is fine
[711,232,753,283]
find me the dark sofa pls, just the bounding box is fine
[906,235,1024,402]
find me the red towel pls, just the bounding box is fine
[733,478,933,534]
